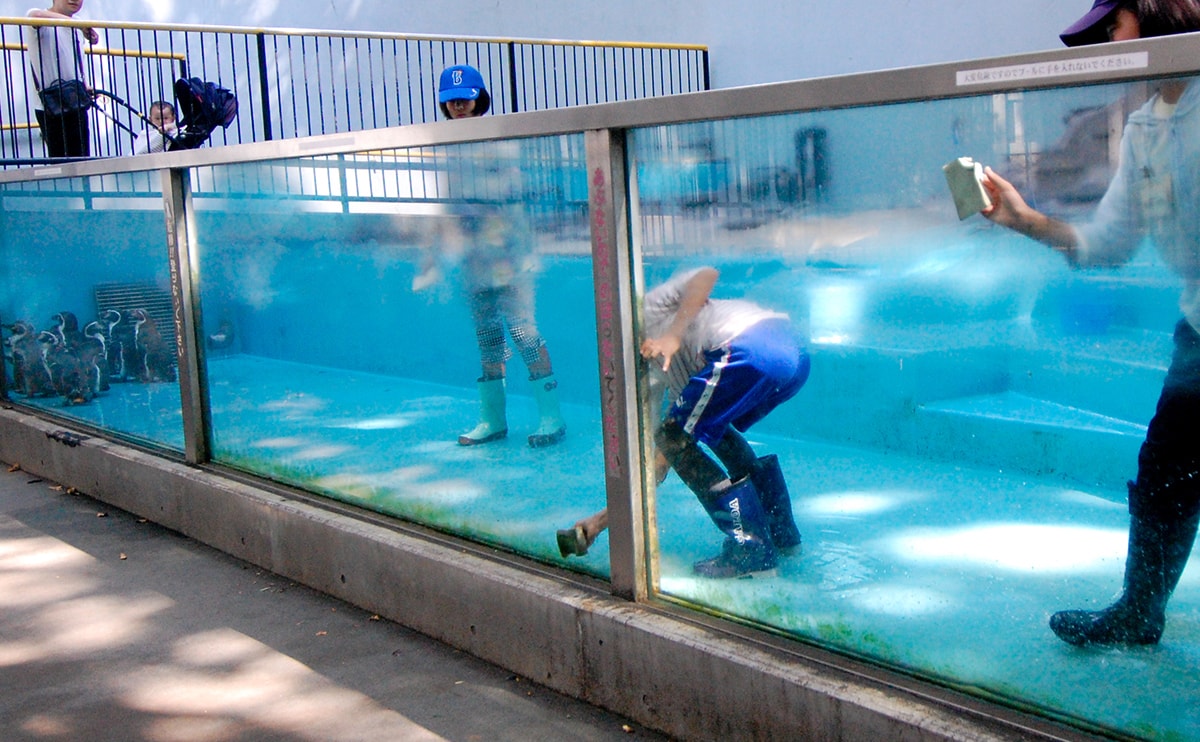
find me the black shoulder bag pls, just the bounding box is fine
[39,78,92,115]
[32,27,92,116]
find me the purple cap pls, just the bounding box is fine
[1060,0,1123,46]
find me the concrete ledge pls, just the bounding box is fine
[0,407,1088,741]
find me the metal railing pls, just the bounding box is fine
[0,18,709,167]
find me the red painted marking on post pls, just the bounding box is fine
[590,166,624,476]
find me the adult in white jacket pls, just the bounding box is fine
[982,0,1200,647]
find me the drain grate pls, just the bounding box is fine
[93,282,176,350]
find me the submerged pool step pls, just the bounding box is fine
[915,391,1144,486]
[920,390,1147,436]
[766,339,1152,485]
[1007,336,1168,425]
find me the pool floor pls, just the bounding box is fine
[15,353,1200,741]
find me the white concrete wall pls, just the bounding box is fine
[4,0,1089,89]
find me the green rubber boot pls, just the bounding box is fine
[458,378,508,446]
[527,374,566,448]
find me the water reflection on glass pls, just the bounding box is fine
[191,136,609,576]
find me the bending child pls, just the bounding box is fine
[560,267,810,579]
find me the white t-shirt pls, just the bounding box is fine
[133,125,177,155]
[642,267,787,398]
[24,14,85,106]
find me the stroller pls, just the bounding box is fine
[94,77,239,153]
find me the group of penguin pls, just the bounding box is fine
[3,308,176,406]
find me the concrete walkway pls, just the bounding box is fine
[0,461,667,742]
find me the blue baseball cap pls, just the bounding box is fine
[1060,0,1123,47]
[438,65,486,103]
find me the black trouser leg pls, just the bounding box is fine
[710,427,758,481]
[656,419,726,504]
[1049,319,1200,645]
[38,109,89,158]
[1131,318,1200,522]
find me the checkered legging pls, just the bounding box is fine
[469,282,545,368]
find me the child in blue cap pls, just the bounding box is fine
[438,64,492,119]
[422,64,567,449]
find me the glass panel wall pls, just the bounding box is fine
[189,136,612,574]
[630,77,1196,738]
[0,170,184,450]
[3,38,1197,741]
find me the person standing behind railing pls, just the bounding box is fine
[25,0,98,157]
[416,64,568,449]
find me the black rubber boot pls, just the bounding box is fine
[693,477,778,579]
[750,454,802,554]
[710,430,801,554]
[1050,497,1199,647]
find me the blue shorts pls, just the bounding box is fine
[666,318,810,446]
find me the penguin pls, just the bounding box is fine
[51,311,85,349]
[38,330,93,405]
[2,322,19,391]
[6,321,49,397]
[7,321,52,397]
[115,309,143,382]
[98,309,126,381]
[35,330,57,389]
[81,321,110,393]
[130,308,176,383]
[207,319,235,351]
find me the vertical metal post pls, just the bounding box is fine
[702,49,711,91]
[0,311,7,401]
[337,153,350,213]
[256,33,274,141]
[586,128,650,601]
[506,41,520,114]
[162,167,212,465]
